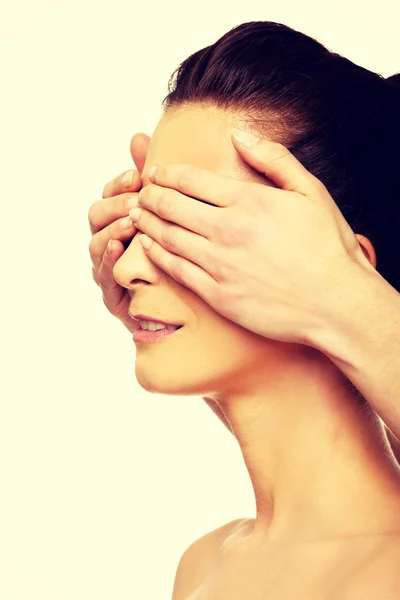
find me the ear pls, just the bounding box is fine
[355,234,377,269]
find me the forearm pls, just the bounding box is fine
[308,261,400,441]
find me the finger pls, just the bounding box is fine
[89,214,139,273]
[96,240,136,332]
[138,183,219,239]
[101,169,142,201]
[230,133,331,202]
[138,234,220,309]
[93,238,124,286]
[130,132,151,175]
[148,163,254,208]
[129,206,216,275]
[89,192,140,235]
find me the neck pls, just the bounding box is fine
[211,346,400,544]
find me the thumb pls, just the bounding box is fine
[130,132,151,175]
[230,129,322,198]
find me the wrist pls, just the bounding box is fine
[306,260,396,370]
[306,258,400,437]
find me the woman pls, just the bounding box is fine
[90,21,400,598]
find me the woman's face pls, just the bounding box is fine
[113,105,302,398]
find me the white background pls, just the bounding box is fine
[1,0,399,598]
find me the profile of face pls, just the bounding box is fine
[113,105,312,400]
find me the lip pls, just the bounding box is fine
[130,313,184,327]
[133,325,184,344]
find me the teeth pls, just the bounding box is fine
[139,320,168,331]
[139,320,182,331]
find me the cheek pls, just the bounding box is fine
[134,320,276,398]
[197,320,271,370]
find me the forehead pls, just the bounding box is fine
[141,104,272,188]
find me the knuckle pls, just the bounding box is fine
[97,268,108,288]
[215,213,249,246]
[252,187,272,214]
[214,285,229,311]
[214,215,229,240]
[176,168,194,191]
[161,222,178,251]
[170,260,185,285]
[270,142,290,160]
[88,202,98,226]
[88,238,100,262]
[312,176,327,195]
[157,188,176,220]
[215,252,236,282]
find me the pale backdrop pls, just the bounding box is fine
[1,0,399,598]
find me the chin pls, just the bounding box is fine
[135,368,220,398]
[135,371,192,396]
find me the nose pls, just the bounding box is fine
[112,232,159,290]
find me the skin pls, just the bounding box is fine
[90,133,400,466]
[110,104,400,597]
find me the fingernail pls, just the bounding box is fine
[129,207,142,221]
[148,165,158,183]
[122,170,134,188]
[120,216,133,229]
[127,195,139,209]
[139,235,152,250]
[231,129,261,147]
[106,240,114,254]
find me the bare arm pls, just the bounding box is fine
[308,261,400,452]
[202,268,400,463]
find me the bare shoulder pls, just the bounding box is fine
[340,535,400,599]
[171,518,251,600]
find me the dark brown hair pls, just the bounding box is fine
[162,21,400,292]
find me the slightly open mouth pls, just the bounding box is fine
[139,325,184,331]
